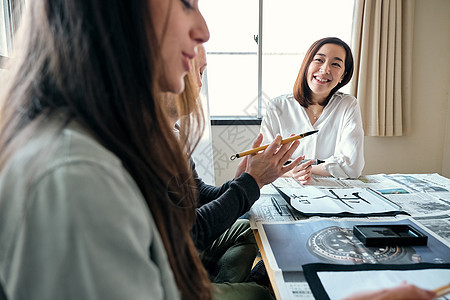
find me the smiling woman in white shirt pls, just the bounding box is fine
[260,37,364,183]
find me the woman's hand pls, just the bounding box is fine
[245,134,302,189]
[292,159,315,185]
[234,156,248,179]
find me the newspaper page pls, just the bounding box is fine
[376,174,450,217]
[414,214,450,244]
[250,174,450,221]
[308,174,395,189]
[248,187,305,229]
[271,174,403,191]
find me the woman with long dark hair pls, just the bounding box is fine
[0,0,210,299]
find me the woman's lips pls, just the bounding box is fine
[314,75,331,83]
[182,52,195,72]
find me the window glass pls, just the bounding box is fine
[262,0,355,115]
[201,0,258,116]
[198,0,355,117]
[0,0,8,57]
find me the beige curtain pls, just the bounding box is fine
[350,0,415,136]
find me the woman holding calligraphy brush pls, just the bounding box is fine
[260,37,365,184]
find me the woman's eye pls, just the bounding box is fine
[333,62,342,68]
[314,58,323,63]
[180,0,194,9]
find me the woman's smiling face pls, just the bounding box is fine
[306,43,346,102]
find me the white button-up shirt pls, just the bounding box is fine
[260,92,365,179]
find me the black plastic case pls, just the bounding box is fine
[353,224,428,246]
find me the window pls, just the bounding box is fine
[200,0,259,117]
[0,0,24,61]
[201,0,355,119]
[0,0,9,59]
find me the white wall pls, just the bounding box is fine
[211,125,260,185]
[191,90,215,185]
[211,0,450,185]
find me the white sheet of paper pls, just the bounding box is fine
[318,269,450,299]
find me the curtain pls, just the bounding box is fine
[350,0,415,136]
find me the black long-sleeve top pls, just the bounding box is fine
[190,159,260,251]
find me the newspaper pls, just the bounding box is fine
[414,214,450,244]
[249,173,450,227]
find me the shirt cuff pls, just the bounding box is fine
[236,172,261,201]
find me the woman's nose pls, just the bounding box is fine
[191,10,210,44]
[320,64,331,74]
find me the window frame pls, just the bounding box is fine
[208,0,354,124]
[1,0,24,68]
[209,0,263,125]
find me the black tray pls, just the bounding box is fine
[353,224,428,246]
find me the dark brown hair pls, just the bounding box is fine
[293,37,354,107]
[0,0,211,298]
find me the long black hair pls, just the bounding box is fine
[0,1,211,298]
